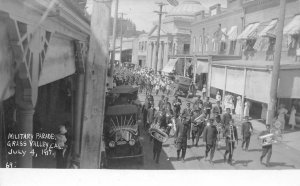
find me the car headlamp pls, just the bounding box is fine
[129,139,135,146]
[109,141,115,148]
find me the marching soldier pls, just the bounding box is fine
[182,102,193,140]
[172,95,182,118]
[193,95,203,111]
[191,109,205,146]
[221,108,232,126]
[223,119,238,165]
[202,117,218,164]
[174,113,190,162]
[203,97,212,119]
[258,124,274,167]
[241,116,253,151]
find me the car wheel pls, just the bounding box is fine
[138,156,144,165]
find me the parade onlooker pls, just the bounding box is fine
[241,116,253,151]
[212,100,222,117]
[147,103,156,129]
[158,95,165,111]
[289,105,297,130]
[202,84,207,98]
[55,124,68,168]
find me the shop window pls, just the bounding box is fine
[219,41,227,54]
[229,40,237,55]
[183,44,190,54]
[243,39,256,60]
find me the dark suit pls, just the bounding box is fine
[259,130,273,165]
[241,121,253,150]
[172,98,182,118]
[175,118,189,160]
[223,125,238,164]
[221,113,232,126]
[203,124,218,161]
[191,113,205,145]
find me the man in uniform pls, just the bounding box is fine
[193,95,203,112]
[202,117,218,164]
[223,119,238,165]
[191,109,203,146]
[181,102,193,140]
[172,95,182,118]
[212,100,222,117]
[258,124,274,167]
[175,113,190,162]
[203,97,212,119]
[241,116,253,151]
[221,108,232,126]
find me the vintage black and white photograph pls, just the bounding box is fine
[0,0,300,173]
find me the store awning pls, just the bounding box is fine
[259,19,278,37]
[227,26,238,41]
[195,61,209,75]
[161,58,178,73]
[237,22,260,40]
[284,15,300,35]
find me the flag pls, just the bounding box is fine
[167,0,179,6]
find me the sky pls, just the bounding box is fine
[86,0,227,32]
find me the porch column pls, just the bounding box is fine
[158,41,163,71]
[223,66,228,107]
[163,42,169,67]
[207,56,213,97]
[152,42,157,70]
[16,106,34,168]
[241,68,247,120]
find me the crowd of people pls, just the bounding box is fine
[111,66,276,167]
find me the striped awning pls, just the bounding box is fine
[162,58,178,73]
[259,19,278,37]
[284,14,300,35]
[237,22,260,40]
[227,26,238,41]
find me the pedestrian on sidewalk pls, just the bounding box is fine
[241,116,253,151]
[174,113,190,162]
[258,124,274,167]
[202,84,207,98]
[202,117,218,164]
[289,105,297,130]
[223,119,238,165]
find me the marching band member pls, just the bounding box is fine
[223,119,238,165]
[258,124,274,167]
[241,116,253,151]
[182,102,193,140]
[174,113,190,162]
[172,95,182,118]
[158,95,165,111]
[202,117,218,164]
[191,109,205,146]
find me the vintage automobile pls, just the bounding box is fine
[171,76,194,97]
[103,104,143,167]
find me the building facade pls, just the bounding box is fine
[190,0,300,125]
[146,0,207,72]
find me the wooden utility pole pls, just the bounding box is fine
[80,0,111,169]
[266,0,286,125]
[154,2,167,73]
[119,12,126,64]
[110,0,119,76]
